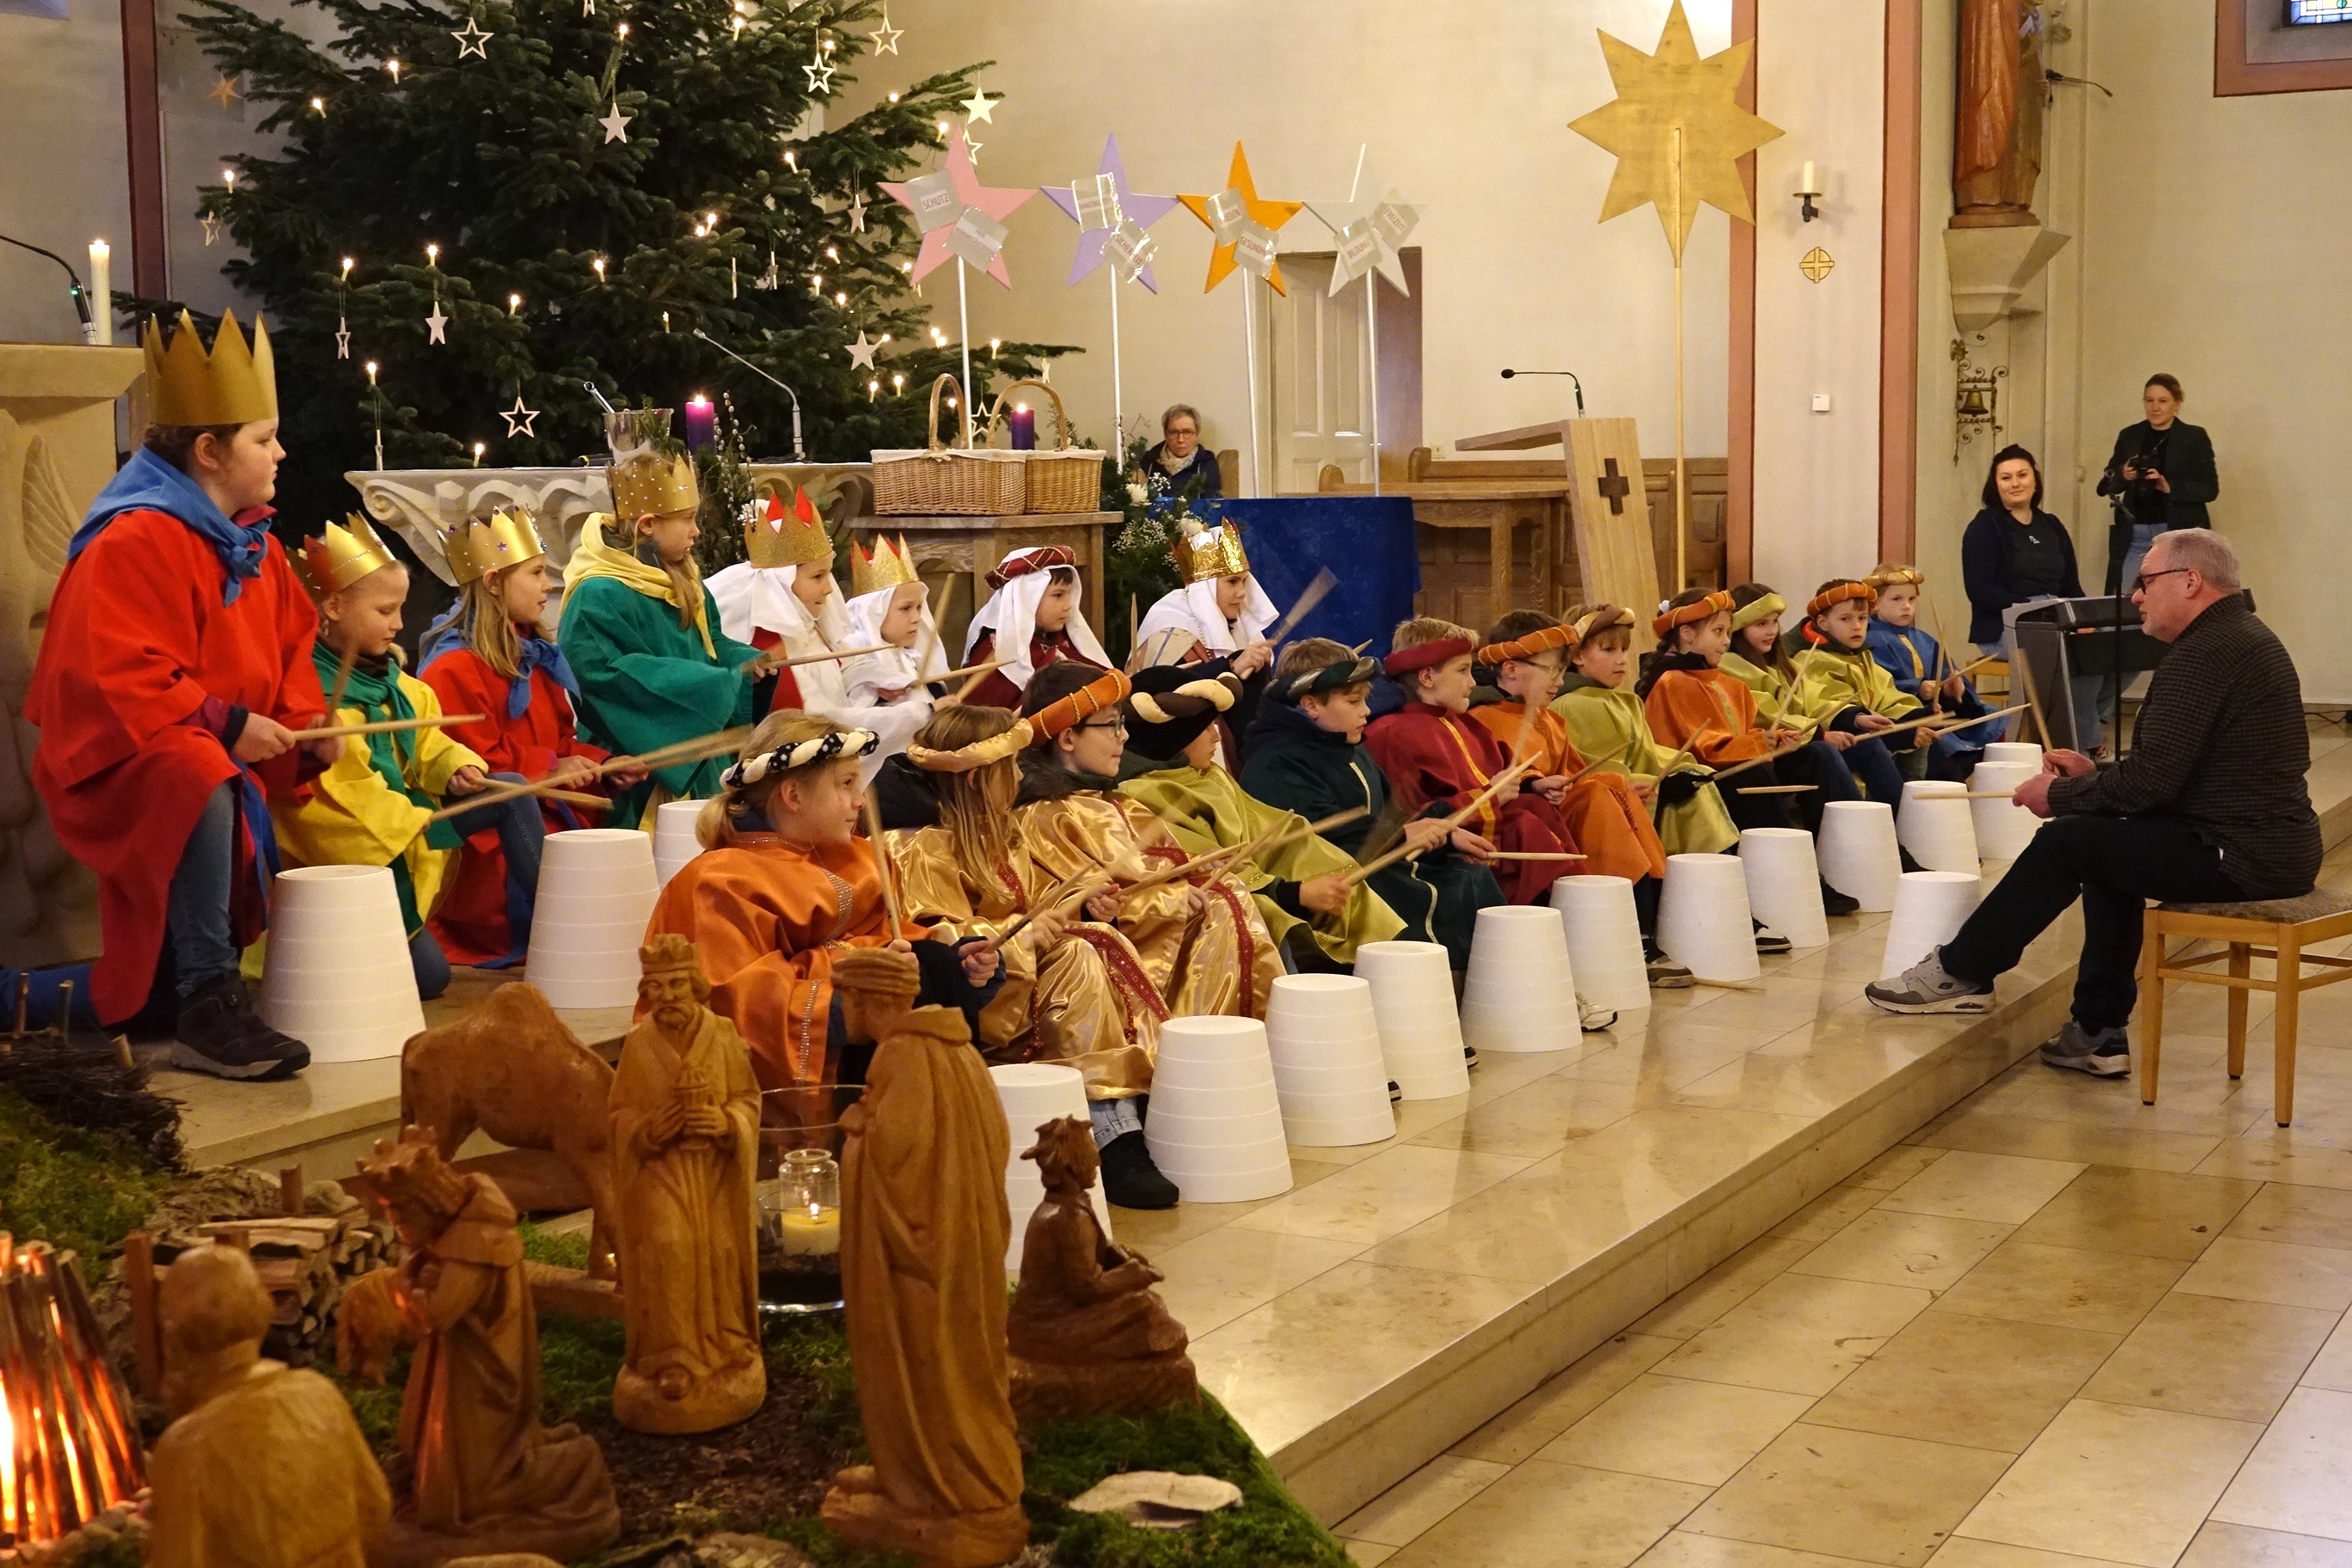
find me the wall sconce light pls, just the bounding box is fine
[1794,160,1823,223]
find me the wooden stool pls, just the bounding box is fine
[2137,889,2352,1126]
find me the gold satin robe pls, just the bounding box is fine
[1015,790,1279,1026]
[885,827,1165,1099]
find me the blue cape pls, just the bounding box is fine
[67,446,276,605]
[418,600,581,720]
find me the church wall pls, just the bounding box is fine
[856,0,1734,477]
[0,0,133,346]
[1747,0,1888,598]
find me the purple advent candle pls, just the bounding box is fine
[683,395,716,451]
[1008,403,1037,450]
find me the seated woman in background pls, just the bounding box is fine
[1139,403,1222,502]
[1960,444,2103,753]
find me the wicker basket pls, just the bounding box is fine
[984,378,1108,514]
[872,375,1026,516]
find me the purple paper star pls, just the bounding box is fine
[1042,134,1179,294]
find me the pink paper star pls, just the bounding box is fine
[881,126,1036,288]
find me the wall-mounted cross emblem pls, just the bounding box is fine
[1597,457,1632,516]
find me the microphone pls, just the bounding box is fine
[1499,368,1583,413]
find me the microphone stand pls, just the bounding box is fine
[1498,368,1584,413]
[693,328,805,459]
[1,232,95,344]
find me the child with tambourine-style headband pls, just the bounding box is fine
[1793,578,1966,797]
[1863,562,1991,780]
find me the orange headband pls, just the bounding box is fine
[1024,669,1133,743]
[1651,591,1734,640]
[1806,582,1877,618]
[1477,623,1579,665]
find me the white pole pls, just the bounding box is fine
[957,257,975,447]
[1367,277,1381,496]
[1109,264,1124,459]
[1242,277,1262,498]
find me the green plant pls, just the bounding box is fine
[0,1091,175,1266]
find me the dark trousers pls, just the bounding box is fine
[1939,813,2239,1032]
[166,782,241,995]
[1723,740,1858,834]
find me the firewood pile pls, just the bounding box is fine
[145,1192,393,1370]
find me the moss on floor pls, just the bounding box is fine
[0,1089,175,1265]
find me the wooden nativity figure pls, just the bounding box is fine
[819,947,1031,1568]
[609,933,766,1433]
[149,1242,392,1568]
[346,1125,620,1568]
[1006,1116,1199,1423]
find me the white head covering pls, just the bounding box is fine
[840,581,950,706]
[707,560,851,651]
[961,547,1110,691]
[1130,575,1277,669]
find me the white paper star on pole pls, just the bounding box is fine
[844,330,879,371]
[961,88,996,124]
[868,10,902,54]
[598,102,631,144]
[1307,168,1421,297]
[450,16,492,58]
[501,397,540,438]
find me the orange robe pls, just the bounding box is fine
[1471,701,1666,884]
[640,831,922,1090]
[1643,667,1773,765]
[1364,701,1582,904]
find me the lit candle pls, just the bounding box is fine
[471,440,485,467]
[1008,402,1036,450]
[87,241,110,345]
[779,1203,840,1257]
[683,394,716,450]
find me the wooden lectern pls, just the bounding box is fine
[1456,417,1664,651]
[0,343,143,970]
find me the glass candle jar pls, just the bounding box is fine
[756,1148,843,1313]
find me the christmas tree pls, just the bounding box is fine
[179,0,1063,535]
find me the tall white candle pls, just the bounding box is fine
[87,240,111,345]
[1800,161,1818,197]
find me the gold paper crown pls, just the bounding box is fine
[440,505,548,585]
[302,513,396,593]
[1172,517,1250,585]
[144,309,278,426]
[851,535,921,597]
[604,407,701,518]
[746,486,834,571]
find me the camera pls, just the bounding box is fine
[2108,450,2167,524]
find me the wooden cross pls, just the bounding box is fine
[1597,457,1632,516]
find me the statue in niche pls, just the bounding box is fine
[818,948,1029,1568]
[608,934,765,1434]
[1006,1116,1198,1423]
[1954,0,2047,225]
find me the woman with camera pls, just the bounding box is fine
[2096,374,2218,595]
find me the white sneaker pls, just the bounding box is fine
[1579,1002,1618,1033]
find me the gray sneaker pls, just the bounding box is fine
[1864,948,1995,1014]
[2041,1020,2131,1078]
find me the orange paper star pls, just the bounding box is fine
[1178,143,1305,297]
[1567,0,1781,262]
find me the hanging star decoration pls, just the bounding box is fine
[1565,0,1781,262]
[867,9,902,54]
[804,52,836,94]
[200,214,221,247]
[1178,142,1305,296]
[599,101,631,144]
[501,396,539,438]
[208,72,242,109]
[426,295,449,346]
[846,193,867,233]
[879,126,1035,287]
[844,330,879,371]
[335,317,351,359]
[961,87,997,125]
[964,137,983,167]
[450,15,492,59]
[582,0,593,12]
[1043,133,1179,293]
[1306,165,1421,297]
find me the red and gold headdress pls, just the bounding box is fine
[986,543,1076,590]
[301,514,396,593]
[1383,636,1474,677]
[746,485,833,571]
[1477,623,1578,666]
[1651,591,1733,640]
[1171,517,1250,584]
[1806,581,1877,618]
[439,505,547,585]
[851,534,921,597]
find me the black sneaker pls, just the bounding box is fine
[2041,1020,2131,1078]
[168,975,311,1081]
[1865,948,1995,1014]
[1899,846,1927,875]
[1388,1080,1404,1104]
[1820,879,1860,917]
[1099,1130,1179,1210]
[1463,1044,1481,1070]
[1753,921,1792,956]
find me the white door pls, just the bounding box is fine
[1269,254,1372,493]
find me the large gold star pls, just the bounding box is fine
[1567,0,1782,261]
[1179,143,1305,297]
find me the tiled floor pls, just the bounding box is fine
[1329,836,2352,1567]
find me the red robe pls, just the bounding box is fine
[962,630,1101,712]
[1364,701,1581,904]
[419,646,612,966]
[745,628,811,716]
[27,510,326,1020]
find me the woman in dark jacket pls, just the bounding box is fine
[1960,443,2102,751]
[2095,373,2218,594]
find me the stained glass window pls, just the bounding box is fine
[2288,0,2352,25]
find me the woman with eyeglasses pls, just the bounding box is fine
[1961,443,2104,752]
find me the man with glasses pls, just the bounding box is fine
[1866,530,2319,1080]
[1141,404,1222,501]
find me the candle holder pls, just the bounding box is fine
[756,1099,848,1314]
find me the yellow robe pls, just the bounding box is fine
[1552,680,1736,857]
[1720,650,1843,731]
[1796,644,1928,732]
[268,667,482,924]
[1118,763,1405,965]
[885,826,1164,1098]
[1015,788,1280,1026]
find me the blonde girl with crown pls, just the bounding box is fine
[558,407,780,824]
[417,505,648,965]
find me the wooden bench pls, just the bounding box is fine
[2137,887,2352,1126]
